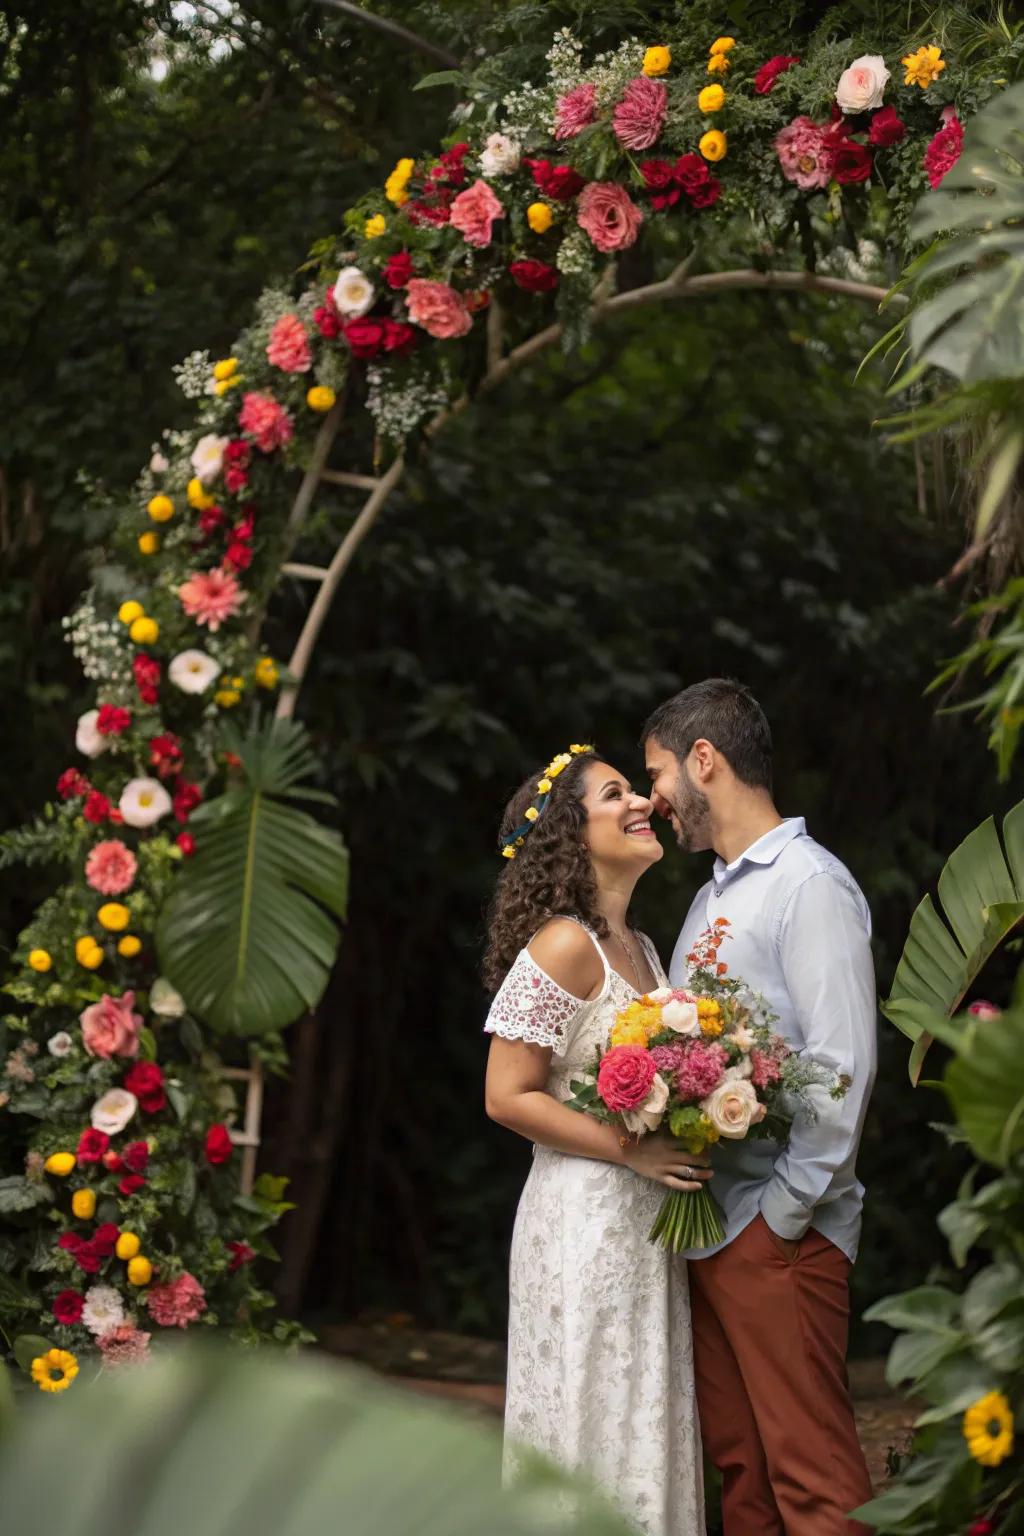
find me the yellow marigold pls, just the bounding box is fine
[642,45,671,76]
[31,1348,78,1393]
[187,477,216,511]
[138,532,160,556]
[118,600,145,625]
[44,1152,76,1177]
[610,1019,651,1048]
[214,688,241,709]
[254,656,279,689]
[213,357,238,380]
[127,1255,153,1286]
[699,130,727,162]
[147,494,174,524]
[902,44,945,89]
[306,386,336,413]
[527,201,554,234]
[365,213,386,239]
[116,1231,141,1260]
[71,1188,96,1220]
[28,948,52,973]
[129,616,159,646]
[698,84,725,112]
[98,903,130,933]
[385,156,415,206]
[214,376,242,396]
[963,1391,1014,1467]
[75,936,103,969]
[118,935,142,958]
[707,53,729,75]
[709,36,736,54]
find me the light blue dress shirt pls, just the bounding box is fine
[670,818,877,1263]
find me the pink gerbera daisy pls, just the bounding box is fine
[178,568,243,632]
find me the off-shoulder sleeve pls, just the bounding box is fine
[484,949,589,1053]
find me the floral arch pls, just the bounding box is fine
[0,6,1011,1387]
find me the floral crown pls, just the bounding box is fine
[500,744,594,859]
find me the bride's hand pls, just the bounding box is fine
[620,1134,714,1192]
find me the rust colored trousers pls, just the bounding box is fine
[688,1214,873,1536]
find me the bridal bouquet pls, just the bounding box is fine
[566,920,849,1251]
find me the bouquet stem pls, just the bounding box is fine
[649,1185,726,1253]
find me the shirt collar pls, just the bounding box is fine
[712,817,806,888]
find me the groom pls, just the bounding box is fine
[642,678,876,1536]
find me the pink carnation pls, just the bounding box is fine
[405,279,473,340]
[750,1048,784,1089]
[555,82,597,140]
[577,181,644,253]
[80,991,143,1060]
[449,178,504,248]
[96,1323,151,1367]
[775,115,833,190]
[238,391,294,453]
[924,107,964,189]
[146,1271,207,1329]
[84,838,137,896]
[672,1041,728,1101]
[266,313,312,374]
[612,75,667,151]
[178,567,243,632]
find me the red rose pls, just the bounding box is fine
[225,465,249,493]
[103,1150,125,1172]
[198,504,225,538]
[123,1140,149,1173]
[173,780,202,824]
[58,1232,83,1253]
[384,251,414,289]
[223,439,251,468]
[690,177,722,210]
[125,1061,166,1114]
[313,287,342,338]
[57,768,90,800]
[383,320,417,356]
[92,1222,120,1256]
[754,54,799,95]
[82,790,111,825]
[234,509,255,542]
[176,832,196,858]
[674,153,710,193]
[342,318,386,360]
[868,104,906,147]
[72,1241,101,1275]
[133,654,161,706]
[52,1289,84,1325]
[224,541,254,572]
[77,1127,111,1164]
[149,733,183,780]
[205,1123,234,1166]
[227,1240,255,1272]
[596,1044,657,1112]
[640,159,682,210]
[509,260,559,294]
[831,138,873,184]
[524,159,586,201]
[96,704,131,736]
[119,1173,146,1196]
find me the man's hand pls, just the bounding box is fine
[621,1134,714,1192]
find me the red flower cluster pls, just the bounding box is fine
[97,704,132,736]
[150,732,184,780]
[754,55,799,95]
[524,158,586,202]
[83,790,112,825]
[223,504,256,573]
[133,654,161,706]
[313,286,342,340]
[58,1222,120,1274]
[223,439,252,494]
[52,1288,85,1324]
[77,1128,110,1164]
[173,780,202,824]
[641,153,721,211]
[385,251,414,289]
[868,104,906,147]
[57,768,90,800]
[342,317,417,361]
[176,831,196,858]
[509,260,558,294]
[123,1140,149,1172]
[924,109,964,188]
[406,142,469,226]
[205,1123,233,1166]
[125,1060,166,1114]
[119,1173,146,1196]
[227,1240,256,1273]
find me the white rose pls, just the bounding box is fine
[480,132,521,177]
[190,433,229,485]
[647,986,673,1004]
[333,266,375,318]
[621,1071,669,1136]
[661,998,700,1036]
[731,1025,755,1054]
[835,54,890,113]
[47,1031,74,1058]
[81,1284,126,1337]
[149,450,169,474]
[120,777,172,829]
[701,1077,761,1140]
[76,709,109,759]
[91,1087,138,1135]
[150,977,186,1019]
[169,649,219,694]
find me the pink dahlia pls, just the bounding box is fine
[146,1271,207,1329]
[85,838,137,896]
[775,115,833,190]
[80,991,143,1060]
[924,107,964,189]
[178,568,243,632]
[266,313,312,374]
[238,391,294,453]
[612,75,667,151]
[555,81,597,140]
[449,178,504,248]
[577,181,644,253]
[405,279,472,339]
[673,1041,728,1101]
[97,1323,151,1367]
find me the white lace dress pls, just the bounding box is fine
[485,923,704,1536]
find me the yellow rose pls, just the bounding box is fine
[214,376,242,396]
[127,1255,153,1286]
[75,936,103,969]
[129,616,159,645]
[385,156,415,206]
[364,214,386,238]
[642,46,671,76]
[71,1188,96,1220]
[537,778,552,794]
[254,656,279,689]
[147,494,174,524]
[138,532,160,556]
[118,935,142,958]
[187,477,216,510]
[306,386,336,413]
[527,201,554,234]
[524,807,540,822]
[214,688,241,708]
[116,1231,141,1260]
[28,949,52,973]
[698,84,725,112]
[699,130,727,162]
[98,903,130,933]
[118,600,145,625]
[707,53,729,74]
[709,36,736,54]
[45,1152,76,1177]
[213,357,239,380]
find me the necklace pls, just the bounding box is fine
[611,926,642,992]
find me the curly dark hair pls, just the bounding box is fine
[483,751,613,993]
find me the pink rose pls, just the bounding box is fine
[449,178,504,248]
[405,279,472,339]
[577,181,644,253]
[775,115,833,190]
[612,75,668,151]
[80,991,143,1060]
[84,838,137,896]
[597,1044,656,1112]
[555,82,597,140]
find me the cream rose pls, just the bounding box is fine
[91,1087,138,1135]
[479,132,521,177]
[835,54,890,114]
[661,998,700,1035]
[701,1077,763,1139]
[621,1071,670,1135]
[333,266,375,318]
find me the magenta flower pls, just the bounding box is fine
[612,75,667,151]
[577,181,644,253]
[178,567,244,632]
[555,82,597,140]
[266,314,312,374]
[85,838,137,896]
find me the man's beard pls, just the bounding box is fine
[670,771,711,853]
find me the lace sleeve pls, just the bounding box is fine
[484,949,588,1053]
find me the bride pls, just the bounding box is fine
[483,744,707,1536]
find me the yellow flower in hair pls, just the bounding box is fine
[525,807,540,822]
[547,752,573,778]
[569,744,593,755]
[502,846,516,859]
[537,778,552,794]
[527,202,554,234]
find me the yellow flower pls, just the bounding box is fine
[75,936,103,970]
[254,656,279,689]
[44,1152,76,1177]
[610,1019,650,1048]
[537,777,552,795]
[118,935,142,958]
[615,1001,663,1041]
[385,156,415,206]
[213,357,239,381]
[138,532,160,556]
[547,752,573,778]
[527,201,554,234]
[699,130,727,162]
[707,53,730,74]
[698,84,725,113]
[187,477,216,511]
[127,1255,153,1286]
[147,494,174,524]
[31,1348,78,1394]
[118,600,145,625]
[71,1188,96,1220]
[116,1231,141,1260]
[902,44,945,89]
[364,213,386,238]
[569,745,593,755]
[214,688,241,708]
[698,999,724,1037]
[129,616,159,646]
[525,807,540,822]
[28,949,52,973]
[214,376,242,396]
[306,386,336,413]
[230,675,245,690]
[98,903,130,933]
[642,45,671,76]
[502,846,516,859]
[963,1392,1014,1467]
[709,36,736,54]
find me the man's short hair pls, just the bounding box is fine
[641,678,773,791]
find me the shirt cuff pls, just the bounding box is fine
[759,1180,813,1242]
